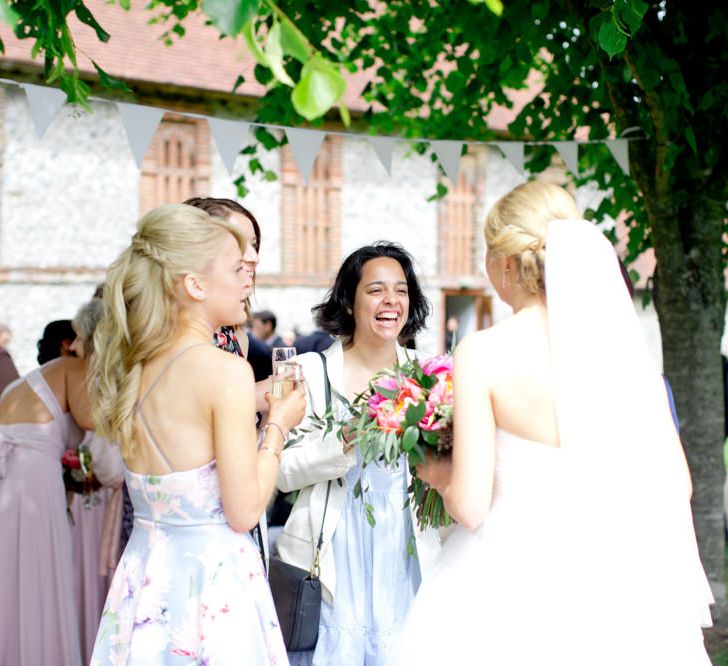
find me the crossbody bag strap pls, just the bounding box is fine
[310,351,333,579]
[316,351,331,412]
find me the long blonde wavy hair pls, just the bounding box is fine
[485,181,581,294]
[90,204,245,457]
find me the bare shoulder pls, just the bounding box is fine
[455,326,502,360]
[43,355,84,387]
[194,345,254,387]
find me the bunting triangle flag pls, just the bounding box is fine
[367,135,396,175]
[431,140,463,184]
[605,139,630,175]
[117,102,165,169]
[494,142,525,174]
[209,117,250,174]
[23,83,66,139]
[285,127,326,184]
[552,141,579,177]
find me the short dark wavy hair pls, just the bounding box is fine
[312,242,431,341]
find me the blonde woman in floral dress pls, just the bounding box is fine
[89,204,305,665]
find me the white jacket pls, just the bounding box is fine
[275,339,441,604]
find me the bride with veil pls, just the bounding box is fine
[391,182,713,665]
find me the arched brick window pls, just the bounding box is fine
[140,113,211,214]
[280,136,342,281]
[438,155,481,276]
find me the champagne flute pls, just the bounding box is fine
[272,347,298,398]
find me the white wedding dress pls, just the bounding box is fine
[391,219,713,666]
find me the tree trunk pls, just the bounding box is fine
[653,203,727,628]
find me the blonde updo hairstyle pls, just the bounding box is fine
[485,181,580,294]
[91,204,245,457]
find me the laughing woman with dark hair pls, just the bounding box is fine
[276,242,441,666]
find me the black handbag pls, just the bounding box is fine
[268,351,333,652]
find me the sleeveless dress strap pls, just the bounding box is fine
[135,343,209,473]
[26,366,65,422]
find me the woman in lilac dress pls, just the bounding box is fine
[0,299,102,666]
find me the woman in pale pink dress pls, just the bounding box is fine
[0,299,102,666]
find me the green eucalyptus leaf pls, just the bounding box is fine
[421,429,440,446]
[292,56,346,121]
[280,17,310,62]
[364,502,376,527]
[202,0,259,37]
[405,400,426,426]
[597,21,628,58]
[265,20,294,87]
[402,425,420,452]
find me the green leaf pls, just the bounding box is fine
[402,425,419,452]
[280,17,310,63]
[202,0,259,37]
[264,20,294,87]
[232,74,246,93]
[421,429,439,446]
[405,400,426,426]
[292,55,346,121]
[484,0,504,15]
[74,3,110,43]
[616,0,648,35]
[364,502,376,527]
[353,478,362,499]
[244,20,269,66]
[597,21,628,58]
[339,102,351,128]
[92,61,132,92]
[684,125,697,155]
[0,0,19,29]
[467,0,503,12]
[374,385,398,400]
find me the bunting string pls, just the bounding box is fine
[2,78,637,183]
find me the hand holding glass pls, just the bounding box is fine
[272,347,301,399]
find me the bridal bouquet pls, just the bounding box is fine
[62,444,102,514]
[350,353,455,530]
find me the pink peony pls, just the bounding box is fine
[428,374,453,408]
[418,400,439,431]
[396,377,425,405]
[367,375,399,416]
[374,399,405,432]
[420,354,453,378]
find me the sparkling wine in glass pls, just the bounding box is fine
[272,347,298,399]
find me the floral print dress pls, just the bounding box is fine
[91,461,288,665]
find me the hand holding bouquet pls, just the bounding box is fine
[348,353,455,530]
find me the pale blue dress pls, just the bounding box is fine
[290,451,421,666]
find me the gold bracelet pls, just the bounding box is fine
[259,444,281,460]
